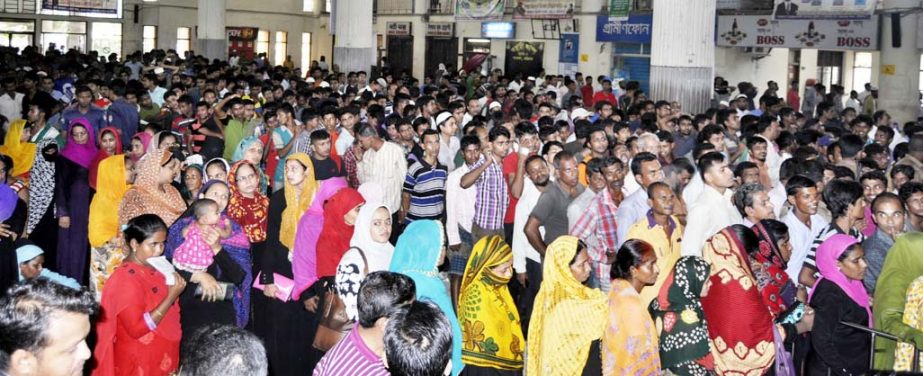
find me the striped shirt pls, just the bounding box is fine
[471,156,509,231]
[313,326,389,376]
[358,141,408,214]
[403,158,448,223]
[803,223,865,270]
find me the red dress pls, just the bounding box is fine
[92,262,181,376]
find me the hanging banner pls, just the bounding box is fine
[608,0,630,20]
[456,0,505,21]
[505,41,544,79]
[717,16,878,50]
[227,27,258,60]
[773,0,876,20]
[595,14,653,43]
[511,1,575,19]
[426,23,455,37]
[558,33,579,78]
[40,0,121,18]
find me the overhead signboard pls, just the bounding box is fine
[426,23,455,38]
[717,16,878,50]
[772,0,876,20]
[595,14,652,44]
[40,0,122,18]
[386,22,412,36]
[512,0,575,19]
[482,22,515,39]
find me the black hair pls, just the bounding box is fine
[838,243,863,262]
[355,122,379,138]
[691,142,716,162]
[0,279,98,370]
[552,150,575,169]
[357,271,416,328]
[421,129,440,143]
[832,165,855,180]
[900,182,923,204]
[460,135,480,151]
[122,213,169,246]
[514,121,538,138]
[0,154,12,177]
[488,125,510,142]
[310,129,331,143]
[541,141,564,156]
[646,181,672,200]
[696,151,726,180]
[733,183,768,217]
[179,324,267,376]
[734,161,758,179]
[786,175,817,197]
[610,239,655,280]
[759,219,790,247]
[822,179,864,218]
[839,134,865,158]
[860,170,888,186]
[728,224,760,253]
[191,198,219,220]
[630,152,658,177]
[383,300,453,376]
[872,192,905,213]
[891,164,915,182]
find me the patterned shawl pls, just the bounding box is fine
[118,148,186,226]
[649,256,715,375]
[227,161,269,243]
[458,235,524,370]
[26,139,56,234]
[604,278,662,375]
[751,220,797,317]
[292,177,347,299]
[526,235,608,376]
[279,153,317,250]
[700,227,775,376]
[0,119,35,178]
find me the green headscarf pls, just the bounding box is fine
[873,232,923,369]
[649,256,714,375]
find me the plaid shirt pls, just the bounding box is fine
[471,157,508,231]
[571,188,619,291]
[343,146,360,188]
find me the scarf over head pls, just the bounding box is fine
[279,153,318,250]
[649,256,715,376]
[119,148,186,226]
[129,132,152,163]
[700,227,775,376]
[26,139,56,234]
[227,161,269,243]
[390,220,463,376]
[89,127,123,190]
[292,177,347,298]
[0,184,18,222]
[349,201,394,270]
[874,233,923,369]
[810,234,871,325]
[458,235,524,370]
[60,118,98,168]
[205,157,231,183]
[526,235,608,376]
[232,136,263,163]
[0,119,35,177]
[751,221,797,317]
[89,155,131,247]
[315,188,364,277]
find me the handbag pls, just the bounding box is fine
[194,281,236,301]
[252,272,295,301]
[312,247,368,351]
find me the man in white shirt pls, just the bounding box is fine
[142,73,167,107]
[446,136,481,306]
[682,152,743,256]
[335,106,359,156]
[616,152,664,247]
[512,155,551,337]
[622,133,661,197]
[780,176,829,280]
[754,115,783,188]
[356,122,408,242]
[0,78,24,128]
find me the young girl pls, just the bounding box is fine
[172,199,230,272]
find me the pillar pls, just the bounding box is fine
[197,0,227,60]
[877,0,921,125]
[578,0,611,78]
[649,0,716,113]
[332,0,375,74]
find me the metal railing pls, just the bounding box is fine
[840,321,921,372]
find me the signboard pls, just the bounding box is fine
[716,16,878,50]
[426,23,455,37]
[773,0,876,20]
[505,41,544,79]
[595,14,653,43]
[511,0,575,19]
[609,0,630,20]
[558,33,579,78]
[456,0,505,21]
[387,22,412,36]
[482,22,516,39]
[227,27,258,60]
[40,0,121,18]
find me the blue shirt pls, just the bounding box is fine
[61,106,106,133]
[107,99,139,148]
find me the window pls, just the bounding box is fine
[816,50,843,89]
[303,0,315,12]
[176,27,191,56]
[256,30,270,58]
[0,20,35,51]
[41,20,87,53]
[852,52,872,93]
[91,22,122,58]
[143,25,157,52]
[274,31,287,65]
[325,0,332,13]
[301,32,312,70]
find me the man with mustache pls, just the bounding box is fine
[570,156,626,292]
[626,181,683,307]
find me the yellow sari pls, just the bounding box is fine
[895,276,923,371]
[459,235,524,370]
[88,155,131,300]
[0,119,36,178]
[526,236,608,376]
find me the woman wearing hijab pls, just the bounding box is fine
[806,234,871,375]
[526,236,607,376]
[16,244,80,289]
[292,177,347,303]
[389,220,463,376]
[0,119,35,180]
[457,235,523,375]
[649,256,716,375]
[164,179,251,331]
[227,160,269,247]
[336,201,393,321]
[88,154,134,300]
[750,219,799,317]
[205,157,231,182]
[253,152,319,376]
[129,132,153,163]
[873,232,923,369]
[55,118,97,282]
[25,139,58,263]
[119,148,186,227]
[232,136,269,193]
[604,239,662,375]
[315,186,364,287]
[89,126,123,191]
[0,183,27,293]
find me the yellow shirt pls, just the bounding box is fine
[626,212,683,308]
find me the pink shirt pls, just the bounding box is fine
[313,327,389,376]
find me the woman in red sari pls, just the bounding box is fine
[92,214,186,376]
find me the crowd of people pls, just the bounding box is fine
[2,43,923,376]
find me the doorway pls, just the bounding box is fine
[425,37,458,80]
[386,35,414,77]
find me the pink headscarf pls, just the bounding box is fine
[130,132,153,163]
[60,118,98,168]
[810,234,872,326]
[291,177,348,299]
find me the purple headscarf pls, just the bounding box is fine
[60,118,98,168]
[0,184,18,222]
[292,177,348,299]
[809,234,872,326]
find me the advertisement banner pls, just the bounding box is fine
[40,0,121,18]
[227,27,258,60]
[511,1,575,19]
[773,0,876,20]
[717,16,878,50]
[505,41,544,79]
[595,14,653,43]
[559,33,579,63]
[608,0,630,20]
[456,0,505,21]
